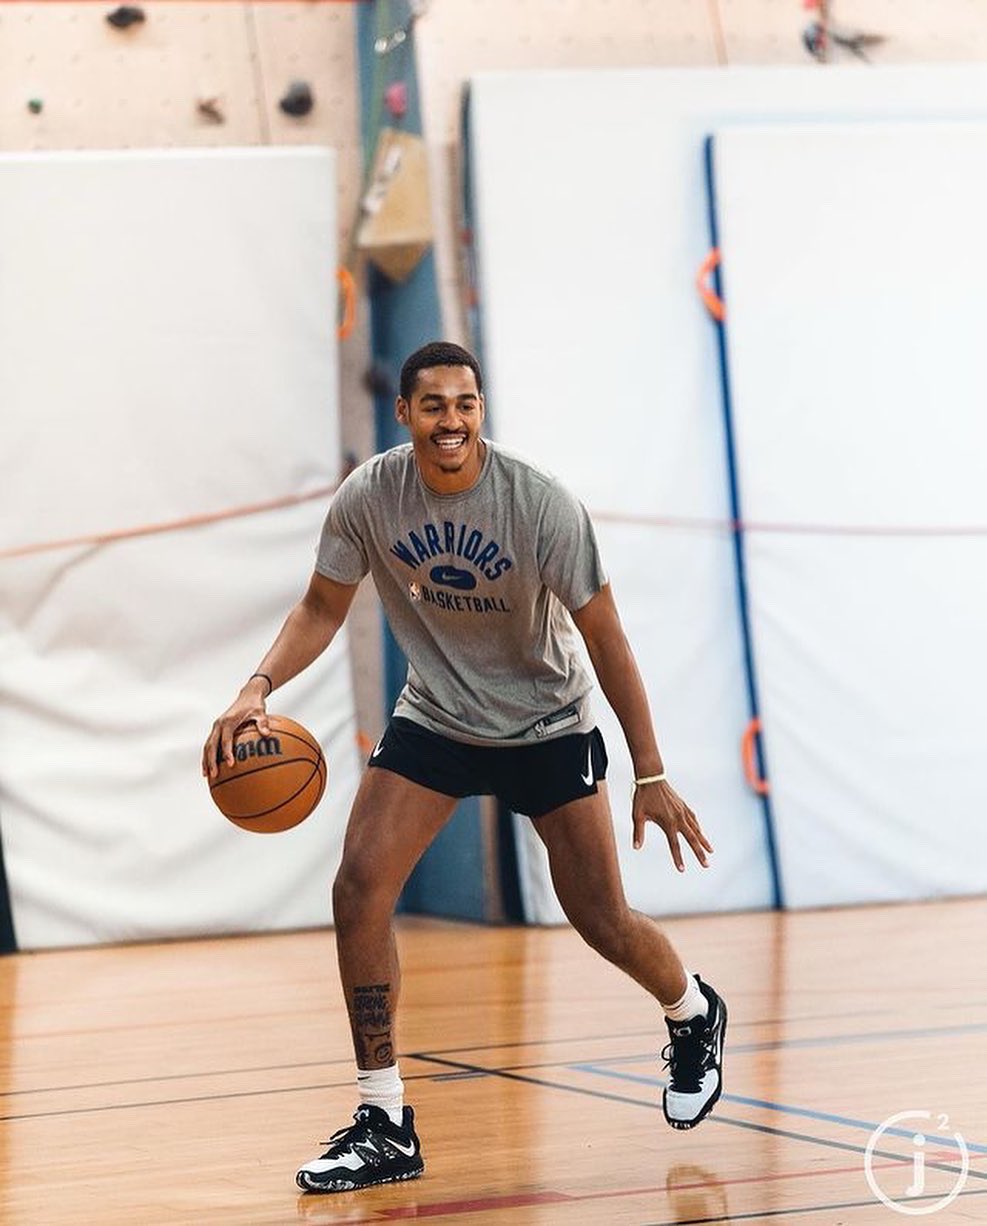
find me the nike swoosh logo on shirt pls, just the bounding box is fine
[581,743,594,787]
[429,564,477,591]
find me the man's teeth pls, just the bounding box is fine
[437,436,465,449]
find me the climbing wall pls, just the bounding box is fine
[413,0,987,340]
[0,2,382,754]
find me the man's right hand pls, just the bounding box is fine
[202,679,273,779]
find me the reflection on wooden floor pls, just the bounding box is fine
[1,898,986,1224]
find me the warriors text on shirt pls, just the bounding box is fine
[389,520,513,583]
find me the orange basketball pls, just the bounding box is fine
[208,714,326,833]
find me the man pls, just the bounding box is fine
[203,341,726,1194]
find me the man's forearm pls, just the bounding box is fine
[586,630,664,777]
[249,600,342,695]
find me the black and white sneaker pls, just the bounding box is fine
[661,976,727,1130]
[295,1104,424,1193]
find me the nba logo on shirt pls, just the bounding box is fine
[409,582,422,602]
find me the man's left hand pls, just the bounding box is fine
[632,780,713,872]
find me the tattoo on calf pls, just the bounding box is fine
[353,983,394,1067]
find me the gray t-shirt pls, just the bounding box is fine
[316,440,607,745]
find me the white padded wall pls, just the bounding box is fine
[468,73,771,920]
[0,149,360,947]
[466,66,987,920]
[709,123,987,906]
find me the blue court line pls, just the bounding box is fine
[578,1018,987,1066]
[573,1064,987,1157]
[726,1019,987,1054]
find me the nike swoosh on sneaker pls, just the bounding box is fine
[581,743,593,786]
[389,1137,417,1157]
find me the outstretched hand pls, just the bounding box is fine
[632,779,713,872]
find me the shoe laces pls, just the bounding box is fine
[661,1019,715,1094]
[318,1107,378,1158]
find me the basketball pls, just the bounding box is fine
[208,714,326,833]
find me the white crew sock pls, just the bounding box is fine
[661,970,708,1022]
[356,1064,405,1126]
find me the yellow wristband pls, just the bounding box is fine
[633,772,666,787]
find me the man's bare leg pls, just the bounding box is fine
[532,781,727,1130]
[331,767,458,1067]
[296,768,457,1193]
[531,782,689,1002]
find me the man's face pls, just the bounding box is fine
[396,364,485,479]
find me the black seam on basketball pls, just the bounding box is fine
[209,756,317,791]
[223,758,323,821]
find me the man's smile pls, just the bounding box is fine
[433,433,468,453]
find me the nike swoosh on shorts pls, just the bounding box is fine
[581,743,593,786]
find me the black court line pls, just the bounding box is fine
[0,1030,663,1099]
[5,1005,985,1113]
[0,1000,892,1098]
[0,1061,645,1123]
[0,1082,346,1123]
[1,1042,983,1193]
[642,1186,987,1226]
[0,1007,910,1100]
[0,1059,352,1099]
[0,1067,509,1121]
[409,1053,975,1183]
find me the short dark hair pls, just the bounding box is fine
[399,341,483,400]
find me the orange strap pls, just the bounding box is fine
[696,248,725,322]
[0,484,337,562]
[741,717,770,796]
[337,266,356,340]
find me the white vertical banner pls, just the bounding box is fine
[0,149,360,947]
[710,123,987,906]
[467,75,774,919]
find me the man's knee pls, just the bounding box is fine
[332,858,395,933]
[568,902,635,964]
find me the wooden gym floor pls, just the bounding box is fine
[1,898,985,1225]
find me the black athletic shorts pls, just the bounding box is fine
[368,716,609,818]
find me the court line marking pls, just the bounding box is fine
[724,1019,987,1054]
[408,1053,974,1181]
[585,1018,987,1062]
[6,1011,987,1117]
[0,1000,885,1049]
[0,1007,953,1099]
[336,1183,987,1225]
[575,1064,987,1159]
[0,1030,667,1096]
[639,1187,987,1226]
[3,1045,983,1226]
[4,1049,964,1186]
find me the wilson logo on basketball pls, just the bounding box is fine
[208,715,326,834]
[234,736,282,762]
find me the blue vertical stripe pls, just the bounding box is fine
[703,135,784,909]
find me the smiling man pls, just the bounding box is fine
[203,341,727,1193]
